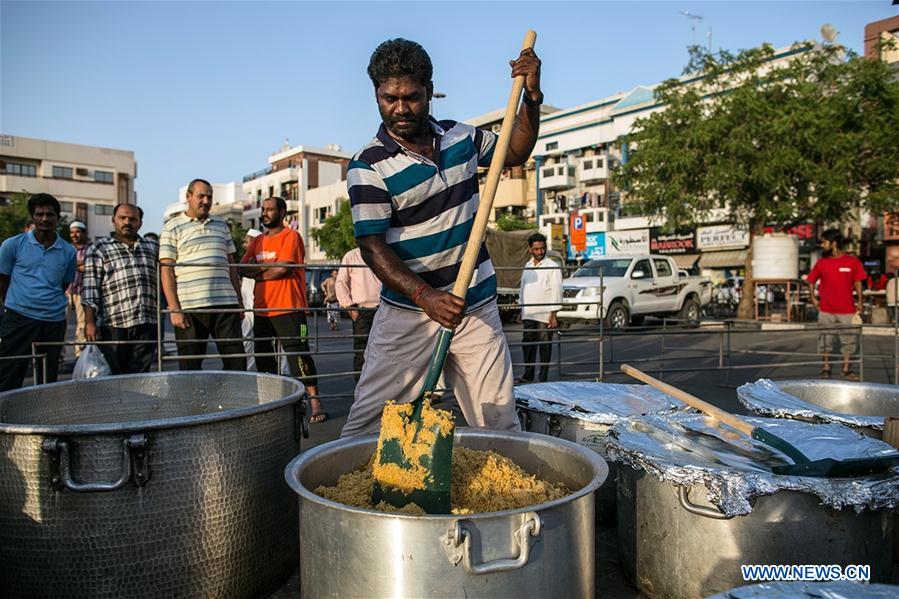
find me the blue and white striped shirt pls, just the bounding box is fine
[348,118,498,313]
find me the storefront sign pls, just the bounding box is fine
[550,223,565,252]
[568,232,605,260]
[606,229,650,256]
[649,228,696,254]
[884,212,899,242]
[696,224,749,250]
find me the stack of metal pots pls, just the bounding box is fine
[0,371,306,599]
[606,412,899,599]
[284,429,608,599]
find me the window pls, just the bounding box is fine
[94,204,115,216]
[545,142,559,151]
[542,167,554,178]
[94,170,114,183]
[59,201,74,213]
[2,161,37,177]
[653,259,673,278]
[632,259,652,279]
[53,166,74,178]
[582,160,593,170]
[317,206,329,223]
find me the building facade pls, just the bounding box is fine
[0,134,137,239]
[240,141,350,243]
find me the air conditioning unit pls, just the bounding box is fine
[76,168,89,177]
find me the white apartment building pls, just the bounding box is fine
[304,179,349,262]
[241,141,350,243]
[0,134,137,239]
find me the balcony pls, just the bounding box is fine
[578,155,608,182]
[538,163,575,191]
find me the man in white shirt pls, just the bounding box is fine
[517,233,562,383]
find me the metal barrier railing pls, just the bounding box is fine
[11,260,898,403]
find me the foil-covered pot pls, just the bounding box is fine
[737,378,899,436]
[608,412,898,599]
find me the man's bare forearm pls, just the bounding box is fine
[160,261,181,312]
[505,101,540,167]
[357,234,427,298]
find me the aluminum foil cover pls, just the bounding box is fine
[606,412,899,516]
[708,581,899,599]
[514,382,684,425]
[737,379,885,430]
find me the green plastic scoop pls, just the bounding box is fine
[371,29,538,514]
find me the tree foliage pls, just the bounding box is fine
[495,213,537,231]
[615,42,899,230]
[310,199,356,259]
[614,41,899,317]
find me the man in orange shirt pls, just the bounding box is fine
[241,197,325,422]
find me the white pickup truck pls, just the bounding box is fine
[558,255,712,328]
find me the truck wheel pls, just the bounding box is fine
[679,297,701,326]
[604,301,629,330]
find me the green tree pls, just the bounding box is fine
[495,213,537,231]
[614,42,899,318]
[227,218,249,262]
[311,199,356,259]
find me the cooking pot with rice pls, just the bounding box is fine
[284,428,607,599]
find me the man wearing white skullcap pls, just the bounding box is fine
[67,220,89,359]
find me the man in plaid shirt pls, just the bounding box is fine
[82,203,159,374]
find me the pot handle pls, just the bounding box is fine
[677,485,733,520]
[442,512,542,574]
[42,435,150,492]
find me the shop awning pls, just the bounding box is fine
[670,254,700,269]
[698,249,749,269]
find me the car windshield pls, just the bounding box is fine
[572,259,633,278]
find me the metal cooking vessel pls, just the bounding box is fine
[739,379,899,439]
[0,371,306,599]
[617,467,894,599]
[517,406,619,522]
[285,429,607,599]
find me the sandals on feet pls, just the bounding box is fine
[309,412,329,424]
[820,368,831,379]
[841,370,860,382]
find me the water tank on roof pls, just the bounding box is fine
[752,233,799,279]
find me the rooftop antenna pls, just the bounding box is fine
[680,10,712,52]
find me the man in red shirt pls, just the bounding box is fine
[241,197,325,422]
[807,229,865,380]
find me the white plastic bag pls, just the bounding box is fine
[72,344,112,379]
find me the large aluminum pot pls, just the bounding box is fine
[618,467,894,599]
[738,378,899,439]
[0,371,305,599]
[516,382,683,524]
[285,428,608,599]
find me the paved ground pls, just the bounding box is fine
[38,316,899,597]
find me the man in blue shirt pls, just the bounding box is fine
[0,193,76,390]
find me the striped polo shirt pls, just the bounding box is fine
[159,214,238,310]
[348,117,498,313]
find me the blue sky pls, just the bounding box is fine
[2,1,897,233]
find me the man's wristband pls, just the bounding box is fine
[523,91,544,106]
[412,283,429,304]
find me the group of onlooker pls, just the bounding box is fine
[0,185,382,419]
